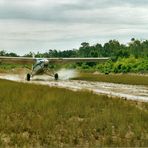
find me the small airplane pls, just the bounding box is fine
[0,56,110,81]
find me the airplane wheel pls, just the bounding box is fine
[54,73,58,80]
[26,73,31,81]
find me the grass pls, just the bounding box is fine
[72,72,148,86]
[0,64,31,73]
[0,79,148,147]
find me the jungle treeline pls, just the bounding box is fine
[0,38,148,73]
[26,38,148,59]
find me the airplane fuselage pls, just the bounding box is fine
[32,59,49,76]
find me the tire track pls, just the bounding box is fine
[0,74,148,102]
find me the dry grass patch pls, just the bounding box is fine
[72,73,148,86]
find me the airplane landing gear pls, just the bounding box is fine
[54,73,58,80]
[26,73,31,81]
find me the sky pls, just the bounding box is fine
[0,0,148,55]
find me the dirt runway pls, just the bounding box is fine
[0,73,148,102]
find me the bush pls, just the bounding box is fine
[96,60,113,74]
[94,57,148,74]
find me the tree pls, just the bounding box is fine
[129,39,142,58]
[0,50,6,56]
[79,42,90,57]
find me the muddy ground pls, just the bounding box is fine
[0,69,148,103]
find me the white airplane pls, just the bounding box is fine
[0,56,109,81]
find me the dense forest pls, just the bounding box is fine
[0,38,148,73]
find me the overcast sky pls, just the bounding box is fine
[0,0,148,55]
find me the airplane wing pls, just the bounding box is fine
[0,56,36,64]
[47,57,110,63]
[0,56,110,64]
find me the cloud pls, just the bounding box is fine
[0,0,147,24]
[0,0,148,54]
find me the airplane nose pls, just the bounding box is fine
[44,59,49,66]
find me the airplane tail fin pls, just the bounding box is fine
[32,52,35,59]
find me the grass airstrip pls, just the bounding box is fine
[0,79,148,147]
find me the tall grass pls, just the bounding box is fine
[72,73,148,86]
[0,79,148,147]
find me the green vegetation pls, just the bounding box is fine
[75,56,148,74]
[0,79,148,147]
[1,38,148,74]
[0,50,18,57]
[33,39,148,59]
[112,57,148,73]
[72,73,148,86]
[0,64,31,73]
